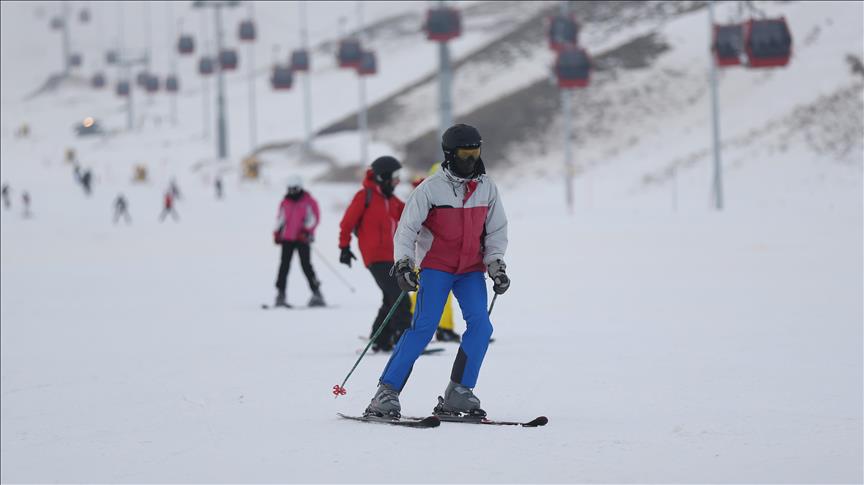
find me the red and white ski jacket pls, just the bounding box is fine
[394,167,507,274]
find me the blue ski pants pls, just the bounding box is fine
[380,269,493,391]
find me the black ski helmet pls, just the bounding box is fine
[441,123,482,154]
[370,155,402,181]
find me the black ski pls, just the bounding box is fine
[337,413,440,428]
[261,303,335,310]
[356,347,445,356]
[404,414,548,427]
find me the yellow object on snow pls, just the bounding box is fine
[409,291,454,330]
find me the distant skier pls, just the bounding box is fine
[338,156,411,352]
[214,176,223,199]
[21,191,32,218]
[1,183,10,209]
[113,193,131,224]
[364,124,510,419]
[158,191,179,222]
[169,178,182,200]
[272,175,325,308]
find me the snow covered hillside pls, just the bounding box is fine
[1,1,862,483]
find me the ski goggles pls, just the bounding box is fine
[377,168,402,182]
[455,147,481,160]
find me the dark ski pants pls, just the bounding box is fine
[368,262,412,346]
[380,269,492,391]
[275,241,319,293]
[158,207,179,221]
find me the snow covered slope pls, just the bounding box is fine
[1,1,861,483]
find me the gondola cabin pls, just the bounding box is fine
[743,17,792,68]
[555,46,590,88]
[219,49,238,70]
[548,14,578,52]
[166,75,179,93]
[337,38,362,68]
[357,51,377,76]
[178,35,195,55]
[238,19,256,41]
[198,57,214,75]
[50,17,63,30]
[145,75,160,93]
[290,49,310,72]
[79,8,90,24]
[116,80,130,97]
[136,71,150,87]
[69,53,82,67]
[105,50,118,64]
[271,65,293,90]
[91,72,106,89]
[425,7,461,42]
[713,23,744,66]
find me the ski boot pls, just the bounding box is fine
[364,383,401,419]
[435,328,461,343]
[433,381,486,418]
[274,291,291,308]
[308,287,326,307]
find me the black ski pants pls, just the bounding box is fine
[276,241,319,293]
[368,262,412,348]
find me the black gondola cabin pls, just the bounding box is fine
[145,75,160,93]
[116,80,130,97]
[91,72,106,89]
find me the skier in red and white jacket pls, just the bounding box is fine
[338,156,411,351]
[365,124,510,419]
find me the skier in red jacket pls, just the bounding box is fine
[338,156,411,352]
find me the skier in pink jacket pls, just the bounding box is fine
[273,176,325,307]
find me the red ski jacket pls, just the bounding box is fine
[339,170,405,267]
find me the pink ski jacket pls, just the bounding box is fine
[275,192,320,242]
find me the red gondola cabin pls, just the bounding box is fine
[91,72,106,89]
[555,46,590,88]
[357,51,377,76]
[145,75,160,93]
[219,49,238,70]
[271,65,293,90]
[548,14,578,52]
[425,7,461,42]
[291,49,310,72]
[239,20,256,42]
[337,38,362,69]
[178,35,195,55]
[166,75,179,93]
[743,17,792,68]
[713,23,744,67]
[116,80,130,97]
[199,57,214,76]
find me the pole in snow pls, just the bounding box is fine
[708,0,724,210]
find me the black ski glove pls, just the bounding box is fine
[487,259,510,295]
[339,247,357,267]
[394,258,419,292]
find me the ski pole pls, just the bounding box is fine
[333,290,407,397]
[488,293,498,316]
[311,245,356,293]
